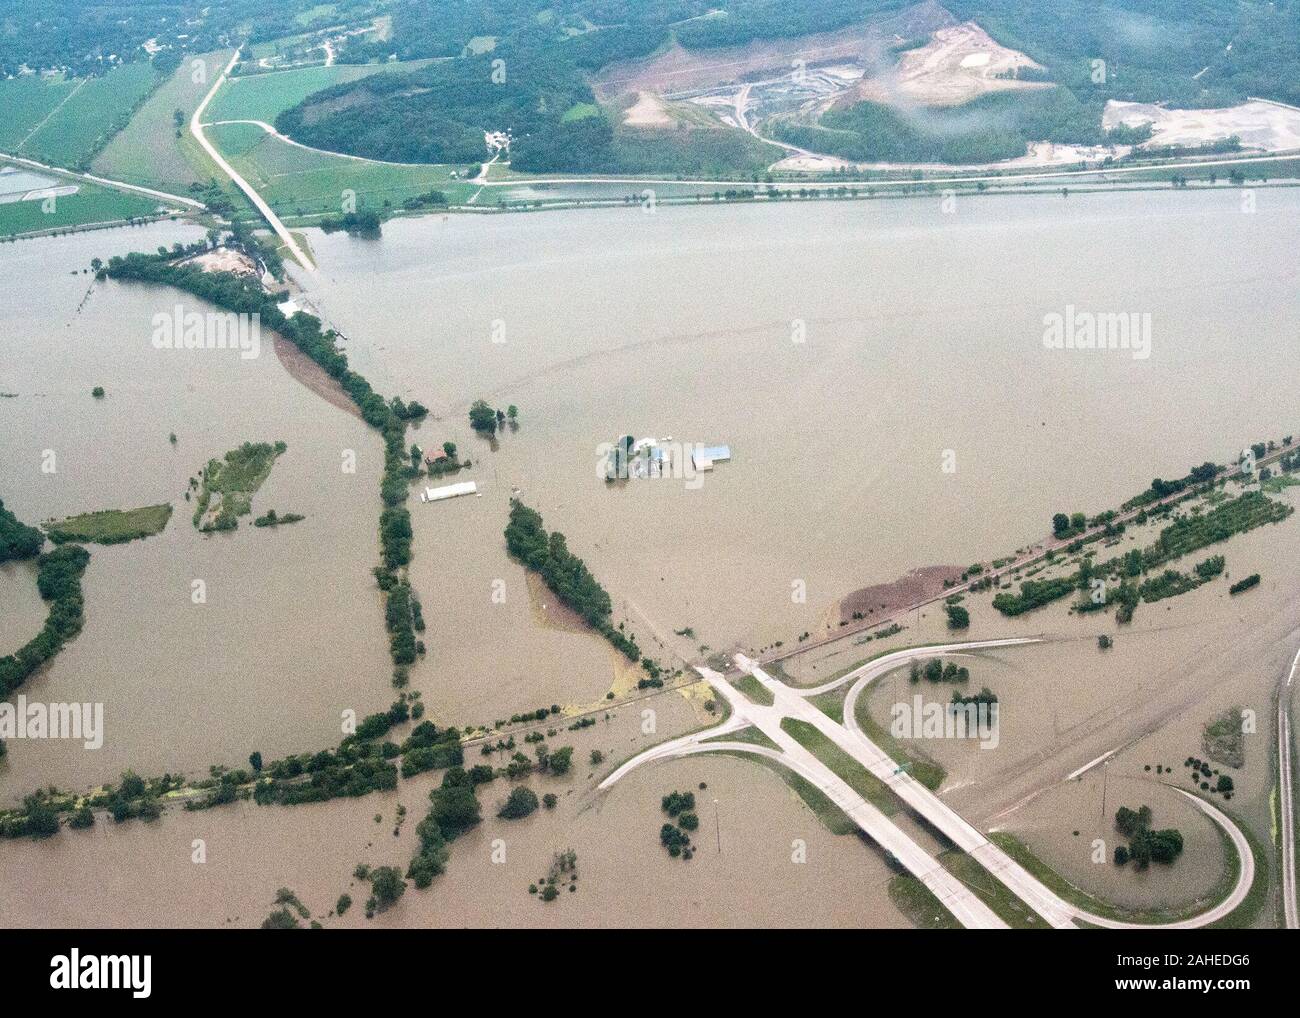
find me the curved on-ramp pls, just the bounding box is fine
[602,637,1255,929]
[826,640,1254,928]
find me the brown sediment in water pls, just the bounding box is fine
[272,333,360,419]
[524,569,590,635]
[830,564,963,631]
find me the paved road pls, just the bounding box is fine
[818,643,1252,929]
[191,51,316,272]
[603,638,1255,928]
[600,666,1008,928]
[1,152,205,210]
[1280,647,1300,929]
[478,151,1300,194]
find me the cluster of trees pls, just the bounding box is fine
[273,0,887,175]
[498,785,539,819]
[1124,462,1221,510]
[408,764,492,887]
[945,601,970,630]
[318,210,382,237]
[1052,512,1088,540]
[0,498,44,562]
[767,0,1300,168]
[1009,485,1291,622]
[252,509,305,528]
[382,581,422,665]
[909,658,971,684]
[950,687,998,709]
[948,0,1300,107]
[0,544,89,697]
[992,576,1077,616]
[1185,756,1235,797]
[468,399,517,435]
[504,497,634,649]
[1229,574,1261,595]
[659,789,698,860]
[398,720,464,778]
[1112,804,1184,868]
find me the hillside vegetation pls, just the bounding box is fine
[267,0,1300,174]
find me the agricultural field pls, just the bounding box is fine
[205,60,433,125]
[11,62,163,169]
[0,176,165,239]
[206,121,471,221]
[0,76,79,152]
[92,50,236,194]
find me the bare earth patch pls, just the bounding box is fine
[830,564,963,632]
[851,22,1049,107]
[177,246,258,276]
[592,2,954,100]
[272,333,360,419]
[1104,98,1300,153]
[623,91,673,128]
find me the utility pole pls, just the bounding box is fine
[713,798,721,854]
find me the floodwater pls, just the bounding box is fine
[3,187,1298,926]
[0,691,910,928]
[0,225,390,798]
[295,187,1300,694]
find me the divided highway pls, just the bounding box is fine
[602,638,1255,929]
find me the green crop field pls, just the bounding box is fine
[93,50,235,194]
[206,60,433,125]
[0,178,166,239]
[0,76,80,152]
[207,122,472,220]
[16,62,163,168]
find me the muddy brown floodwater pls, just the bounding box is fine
[2,187,1298,926]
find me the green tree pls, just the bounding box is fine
[369,866,406,911]
[548,746,574,776]
[498,785,539,819]
[468,399,497,434]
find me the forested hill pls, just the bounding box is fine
[273,0,1300,174]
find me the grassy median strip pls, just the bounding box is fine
[853,684,946,792]
[808,688,845,723]
[888,874,961,929]
[732,673,774,706]
[702,725,779,750]
[939,849,1046,928]
[780,717,897,816]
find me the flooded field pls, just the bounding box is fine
[0,225,391,798]
[822,494,1300,917]
[0,693,909,928]
[3,189,1298,927]
[296,188,1300,684]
